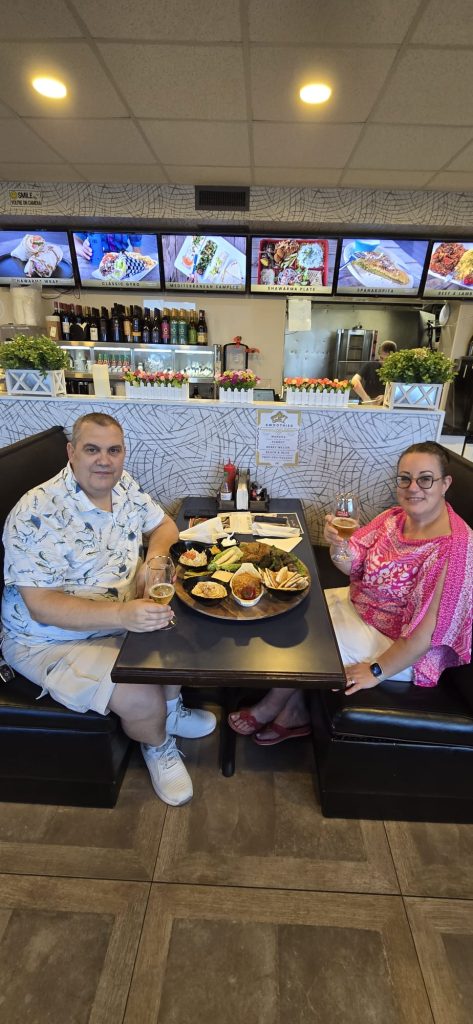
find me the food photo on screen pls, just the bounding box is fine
[0,230,75,285]
[250,237,337,293]
[162,234,246,290]
[73,231,161,288]
[423,240,473,298]
[336,238,428,296]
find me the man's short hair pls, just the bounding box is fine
[70,413,124,448]
[379,341,397,356]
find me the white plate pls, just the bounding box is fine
[174,235,245,284]
[343,244,413,290]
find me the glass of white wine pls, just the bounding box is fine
[145,555,176,629]
[332,492,360,561]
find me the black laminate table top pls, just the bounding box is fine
[111,500,345,691]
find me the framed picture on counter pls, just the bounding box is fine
[223,342,248,371]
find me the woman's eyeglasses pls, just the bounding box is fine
[396,474,443,490]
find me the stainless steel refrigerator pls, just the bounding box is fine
[331,328,378,380]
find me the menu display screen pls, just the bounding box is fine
[0,230,75,285]
[162,234,247,291]
[250,236,337,294]
[73,231,161,289]
[336,238,429,296]
[422,240,473,298]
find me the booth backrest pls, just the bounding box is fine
[441,446,473,526]
[0,426,68,599]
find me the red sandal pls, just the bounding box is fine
[227,709,265,736]
[253,722,312,746]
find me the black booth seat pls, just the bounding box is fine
[0,427,131,807]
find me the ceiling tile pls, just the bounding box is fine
[411,0,473,44]
[74,0,241,41]
[445,140,473,172]
[0,42,127,118]
[249,0,419,44]
[0,119,62,162]
[250,46,397,122]
[341,169,432,188]
[0,163,85,182]
[0,0,82,38]
[140,121,250,166]
[350,125,473,170]
[25,119,155,164]
[426,171,473,191]
[98,44,246,119]
[253,167,342,186]
[373,49,473,125]
[253,123,362,168]
[163,166,251,185]
[76,164,168,183]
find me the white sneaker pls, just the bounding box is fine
[141,737,193,806]
[166,695,216,739]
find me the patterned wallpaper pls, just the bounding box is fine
[1,181,473,229]
[0,397,444,544]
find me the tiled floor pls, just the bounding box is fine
[1,718,473,1024]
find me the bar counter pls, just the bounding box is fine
[0,394,444,544]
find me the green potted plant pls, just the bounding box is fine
[0,333,69,397]
[377,347,456,410]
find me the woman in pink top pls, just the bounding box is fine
[229,442,473,746]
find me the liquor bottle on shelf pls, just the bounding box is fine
[70,305,84,341]
[60,305,71,342]
[89,308,99,342]
[188,311,197,346]
[99,306,109,342]
[142,307,151,344]
[132,306,142,344]
[197,309,208,346]
[161,308,171,344]
[151,307,161,344]
[123,306,132,343]
[81,307,91,341]
[110,305,124,344]
[170,308,179,345]
[178,308,188,346]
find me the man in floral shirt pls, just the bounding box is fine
[1,412,215,807]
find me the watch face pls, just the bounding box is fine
[370,662,383,677]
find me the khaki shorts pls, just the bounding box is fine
[2,634,125,715]
[325,587,413,682]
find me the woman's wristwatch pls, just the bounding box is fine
[369,662,384,679]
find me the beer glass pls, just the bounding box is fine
[332,493,360,561]
[145,555,176,628]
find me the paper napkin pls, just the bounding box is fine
[179,516,228,544]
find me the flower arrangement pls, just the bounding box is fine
[0,333,69,376]
[124,370,188,387]
[284,377,351,392]
[217,369,260,391]
[378,348,456,385]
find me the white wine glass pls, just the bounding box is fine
[145,555,176,629]
[332,492,360,561]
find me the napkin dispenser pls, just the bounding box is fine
[235,469,249,510]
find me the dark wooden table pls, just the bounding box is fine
[111,500,345,774]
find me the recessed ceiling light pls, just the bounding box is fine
[299,83,332,104]
[32,76,67,99]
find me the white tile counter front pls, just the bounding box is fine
[0,396,444,545]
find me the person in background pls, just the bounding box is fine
[228,442,473,744]
[351,340,397,402]
[1,413,215,807]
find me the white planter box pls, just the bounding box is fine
[219,388,254,403]
[125,383,189,401]
[383,381,443,411]
[287,389,349,408]
[5,368,66,397]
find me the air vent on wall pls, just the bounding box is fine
[195,185,250,212]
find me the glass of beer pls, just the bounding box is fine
[145,555,176,628]
[332,493,360,561]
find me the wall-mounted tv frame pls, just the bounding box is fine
[0,228,76,287]
[334,237,430,298]
[250,235,338,295]
[422,239,473,300]
[71,229,162,290]
[162,233,247,292]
